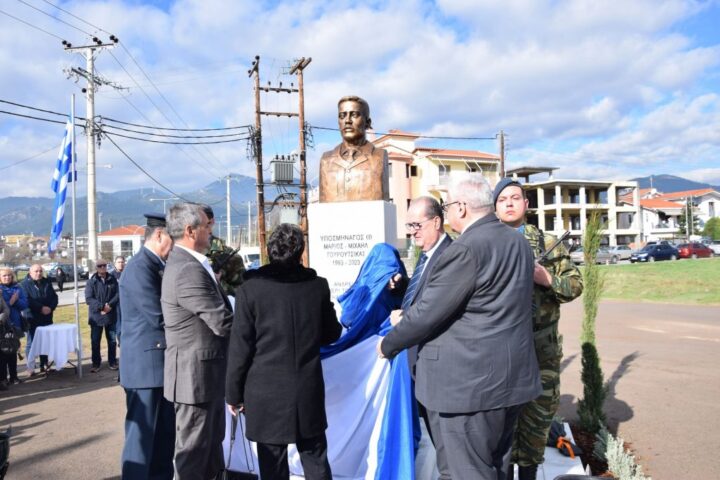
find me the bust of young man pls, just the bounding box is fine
[318,95,389,203]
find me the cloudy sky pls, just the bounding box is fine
[1,0,719,198]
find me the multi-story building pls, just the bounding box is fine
[374,130,501,242]
[507,166,641,247]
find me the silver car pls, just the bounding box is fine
[607,245,633,261]
[570,246,619,265]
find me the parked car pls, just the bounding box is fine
[607,245,633,261]
[630,244,679,263]
[47,264,87,282]
[570,246,618,265]
[705,240,720,256]
[676,242,714,259]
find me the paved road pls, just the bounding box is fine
[0,299,717,479]
[558,300,720,479]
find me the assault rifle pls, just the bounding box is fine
[537,230,570,264]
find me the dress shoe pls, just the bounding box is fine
[518,465,538,480]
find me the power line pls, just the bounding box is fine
[15,0,92,37]
[0,99,87,121]
[40,0,110,34]
[101,129,250,145]
[101,116,250,131]
[0,7,64,40]
[100,123,249,139]
[309,125,497,141]
[103,134,191,202]
[0,145,58,171]
[0,109,77,126]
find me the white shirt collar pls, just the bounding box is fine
[424,233,448,260]
[175,244,217,283]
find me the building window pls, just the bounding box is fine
[709,201,715,217]
[120,240,133,257]
[410,165,418,177]
[438,164,450,177]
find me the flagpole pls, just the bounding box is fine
[71,94,83,378]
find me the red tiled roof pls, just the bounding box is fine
[415,147,500,160]
[98,225,145,236]
[640,198,684,210]
[655,188,717,200]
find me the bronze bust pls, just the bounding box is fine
[319,96,389,203]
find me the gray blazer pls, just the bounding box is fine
[382,214,541,413]
[162,247,233,405]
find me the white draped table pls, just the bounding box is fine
[27,324,80,371]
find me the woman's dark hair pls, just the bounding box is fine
[267,223,304,265]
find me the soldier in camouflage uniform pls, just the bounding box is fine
[202,206,246,296]
[494,179,583,480]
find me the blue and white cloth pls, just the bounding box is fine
[224,243,419,479]
[49,120,74,254]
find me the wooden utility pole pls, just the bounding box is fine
[498,130,506,179]
[290,57,312,266]
[248,56,267,262]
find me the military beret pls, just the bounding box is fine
[144,212,166,228]
[493,178,523,206]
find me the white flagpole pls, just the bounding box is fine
[71,95,83,378]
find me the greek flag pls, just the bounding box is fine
[49,120,74,254]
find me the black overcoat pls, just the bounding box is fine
[225,263,341,444]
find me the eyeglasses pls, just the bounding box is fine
[405,217,437,231]
[96,264,107,268]
[441,201,464,212]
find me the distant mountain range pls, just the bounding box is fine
[630,174,720,193]
[0,174,302,236]
[1,173,717,235]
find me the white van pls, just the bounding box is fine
[241,247,261,269]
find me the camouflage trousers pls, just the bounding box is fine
[511,323,562,466]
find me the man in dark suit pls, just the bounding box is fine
[162,202,234,480]
[389,196,452,478]
[379,173,541,480]
[119,213,175,479]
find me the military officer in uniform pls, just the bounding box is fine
[202,205,246,296]
[119,213,175,479]
[494,178,584,480]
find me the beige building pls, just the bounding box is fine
[373,130,501,241]
[508,167,641,247]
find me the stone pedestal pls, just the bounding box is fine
[308,201,397,304]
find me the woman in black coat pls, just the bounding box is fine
[225,224,341,480]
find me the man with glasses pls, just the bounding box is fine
[494,178,583,480]
[389,196,452,478]
[379,172,541,480]
[85,259,120,373]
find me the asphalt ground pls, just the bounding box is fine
[0,299,718,479]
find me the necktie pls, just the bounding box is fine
[402,253,428,310]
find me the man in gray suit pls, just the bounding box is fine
[379,173,541,480]
[162,202,234,480]
[389,196,453,478]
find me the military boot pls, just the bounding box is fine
[518,465,538,480]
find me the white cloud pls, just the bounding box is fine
[0,0,719,199]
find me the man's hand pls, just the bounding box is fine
[41,306,52,315]
[227,403,245,417]
[376,338,386,359]
[102,303,112,314]
[388,273,402,290]
[533,262,552,287]
[390,309,403,326]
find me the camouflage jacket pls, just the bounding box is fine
[523,224,583,330]
[206,235,246,296]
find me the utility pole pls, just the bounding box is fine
[247,201,252,247]
[289,57,312,266]
[498,130,506,179]
[248,55,305,264]
[64,35,118,265]
[249,56,267,263]
[226,175,232,245]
